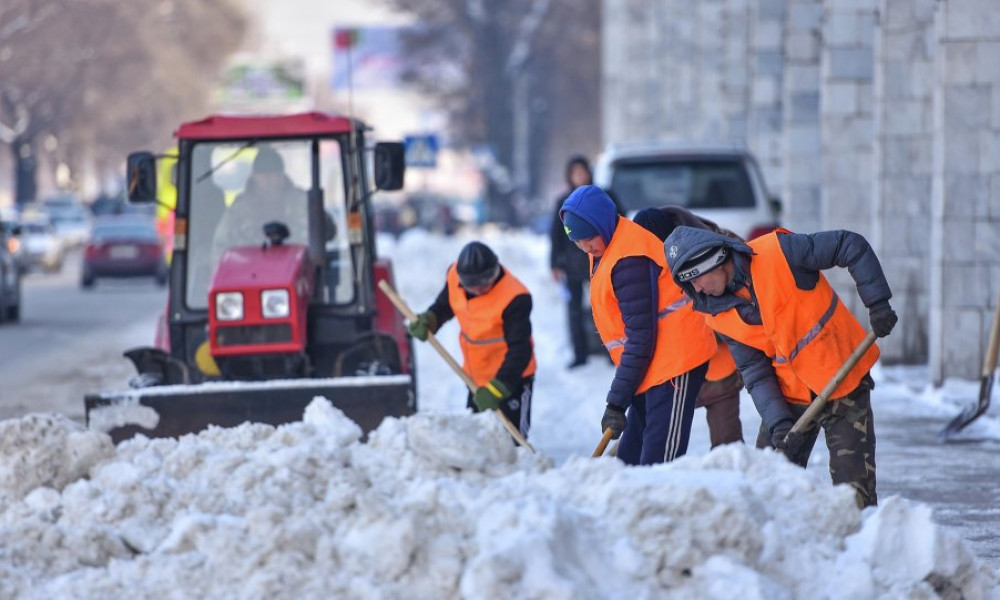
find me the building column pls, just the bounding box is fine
[930,0,1000,382]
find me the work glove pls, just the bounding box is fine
[770,419,805,459]
[868,300,898,338]
[406,311,437,342]
[601,404,627,440]
[473,378,510,412]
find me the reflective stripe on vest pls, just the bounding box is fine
[603,296,693,350]
[461,332,505,346]
[773,293,839,364]
[447,265,537,387]
[589,218,716,393]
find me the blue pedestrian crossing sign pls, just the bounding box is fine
[404,134,439,168]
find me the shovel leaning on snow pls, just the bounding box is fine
[940,285,1000,441]
[378,280,536,453]
[785,331,878,440]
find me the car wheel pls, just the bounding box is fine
[81,274,95,289]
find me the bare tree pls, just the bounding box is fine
[0,0,247,204]
[378,0,601,224]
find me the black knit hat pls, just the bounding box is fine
[457,241,500,288]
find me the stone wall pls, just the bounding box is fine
[602,0,1000,381]
[874,0,937,363]
[929,0,1000,382]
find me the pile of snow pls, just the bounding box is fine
[1,401,996,599]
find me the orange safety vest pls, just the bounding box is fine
[447,265,537,387]
[591,218,717,394]
[705,229,879,404]
[705,338,737,381]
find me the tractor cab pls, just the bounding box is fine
[86,113,414,441]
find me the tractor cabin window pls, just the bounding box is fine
[185,139,354,310]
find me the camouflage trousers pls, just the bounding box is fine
[756,378,877,508]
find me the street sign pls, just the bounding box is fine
[404,134,439,168]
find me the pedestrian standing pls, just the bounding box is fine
[560,186,717,464]
[549,155,596,369]
[633,206,744,448]
[407,242,536,438]
[663,225,897,507]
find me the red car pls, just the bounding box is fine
[81,217,168,288]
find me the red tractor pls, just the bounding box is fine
[85,113,415,441]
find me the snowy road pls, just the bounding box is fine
[0,250,163,422]
[1,231,998,574]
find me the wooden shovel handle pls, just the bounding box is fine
[592,428,614,457]
[790,331,878,435]
[377,280,536,453]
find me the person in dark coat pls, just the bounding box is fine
[663,225,897,507]
[549,155,596,369]
[633,206,745,448]
[560,186,717,464]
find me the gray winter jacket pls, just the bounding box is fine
[662,226,892,431]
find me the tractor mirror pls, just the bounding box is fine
[373,142,405,191]
[126,152,157,204]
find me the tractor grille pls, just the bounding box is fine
[216,324,293,347]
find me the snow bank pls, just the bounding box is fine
[0,401,996,599]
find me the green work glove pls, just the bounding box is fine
[407,311,438,342]
[472,378,511,412]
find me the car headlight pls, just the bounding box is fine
[215,292,244,321]
[261,289,290,319]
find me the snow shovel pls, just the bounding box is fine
[787,331,878,438]
[378,280,536,453]
[592,428,614,457]
[940,288,1000,440]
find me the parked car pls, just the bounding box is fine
[19,217,66,273]
[44,195,92,247]
[91,192,157,218]
[593,142,781,240]
[0,218,21,323]
[0,219,27,274]
[81,216,168,288]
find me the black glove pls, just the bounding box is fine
[601,404,627,440]
[868,300,898,338]
[407,311,437,342]
[771,420,804,459]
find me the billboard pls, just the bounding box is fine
[215,58,307,111]
[331,26,407,91]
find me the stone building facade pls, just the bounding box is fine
[602,0,1000,382]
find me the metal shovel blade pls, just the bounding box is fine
[940,373,994,441]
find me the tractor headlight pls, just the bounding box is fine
[215,292,244,321]
[261,289,290,319]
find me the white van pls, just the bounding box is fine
[593,142,781,240]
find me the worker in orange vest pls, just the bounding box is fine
[560,186,717,464]
[408,242,536,438]
[663,225,897,507]
[633,206,744,448]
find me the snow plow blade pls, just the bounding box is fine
[85,375,414,444]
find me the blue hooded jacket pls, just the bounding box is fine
[560,185,668,409]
